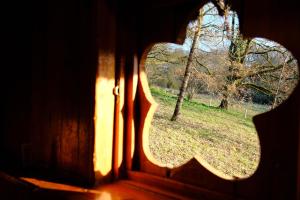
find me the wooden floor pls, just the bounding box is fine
[0,172,192,200]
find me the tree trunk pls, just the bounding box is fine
[171,9,203,121]
[219,97,228,109]
[272,63,286,109]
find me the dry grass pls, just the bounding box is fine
[148,87,267,178]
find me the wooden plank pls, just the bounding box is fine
[113,55,125,179]
[93,0,116,183]
[127,171,235,200]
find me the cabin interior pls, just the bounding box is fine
[1,0,300,199]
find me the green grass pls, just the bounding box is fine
[148,87,267,178]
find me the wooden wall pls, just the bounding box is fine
[0,0,299,198]
[1,0,99,185]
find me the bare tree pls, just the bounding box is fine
[217,10,298,109]
[170,9,204,121]
[145,2,298,114]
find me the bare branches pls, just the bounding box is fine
[145,2,299,110]
[194,57,211,75]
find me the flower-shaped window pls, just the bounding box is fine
[142,3,299,179]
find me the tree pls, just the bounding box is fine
[218,12,251,109]
[170,9,204,121]
[217,11,299,109]
[145,44,186,89]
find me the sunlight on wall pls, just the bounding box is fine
[125,55,139,170]
[131,57,139,160]
[94,77,115,176]
[21,177,113,199]
[113,73,125,175]
[96,192,112,200]
[94,51,116,177]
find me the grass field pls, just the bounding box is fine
[148,87,268,178]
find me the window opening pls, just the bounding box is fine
[143,3,299,178]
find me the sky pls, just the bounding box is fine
[169,3,238,53]
[164,2,287,60]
